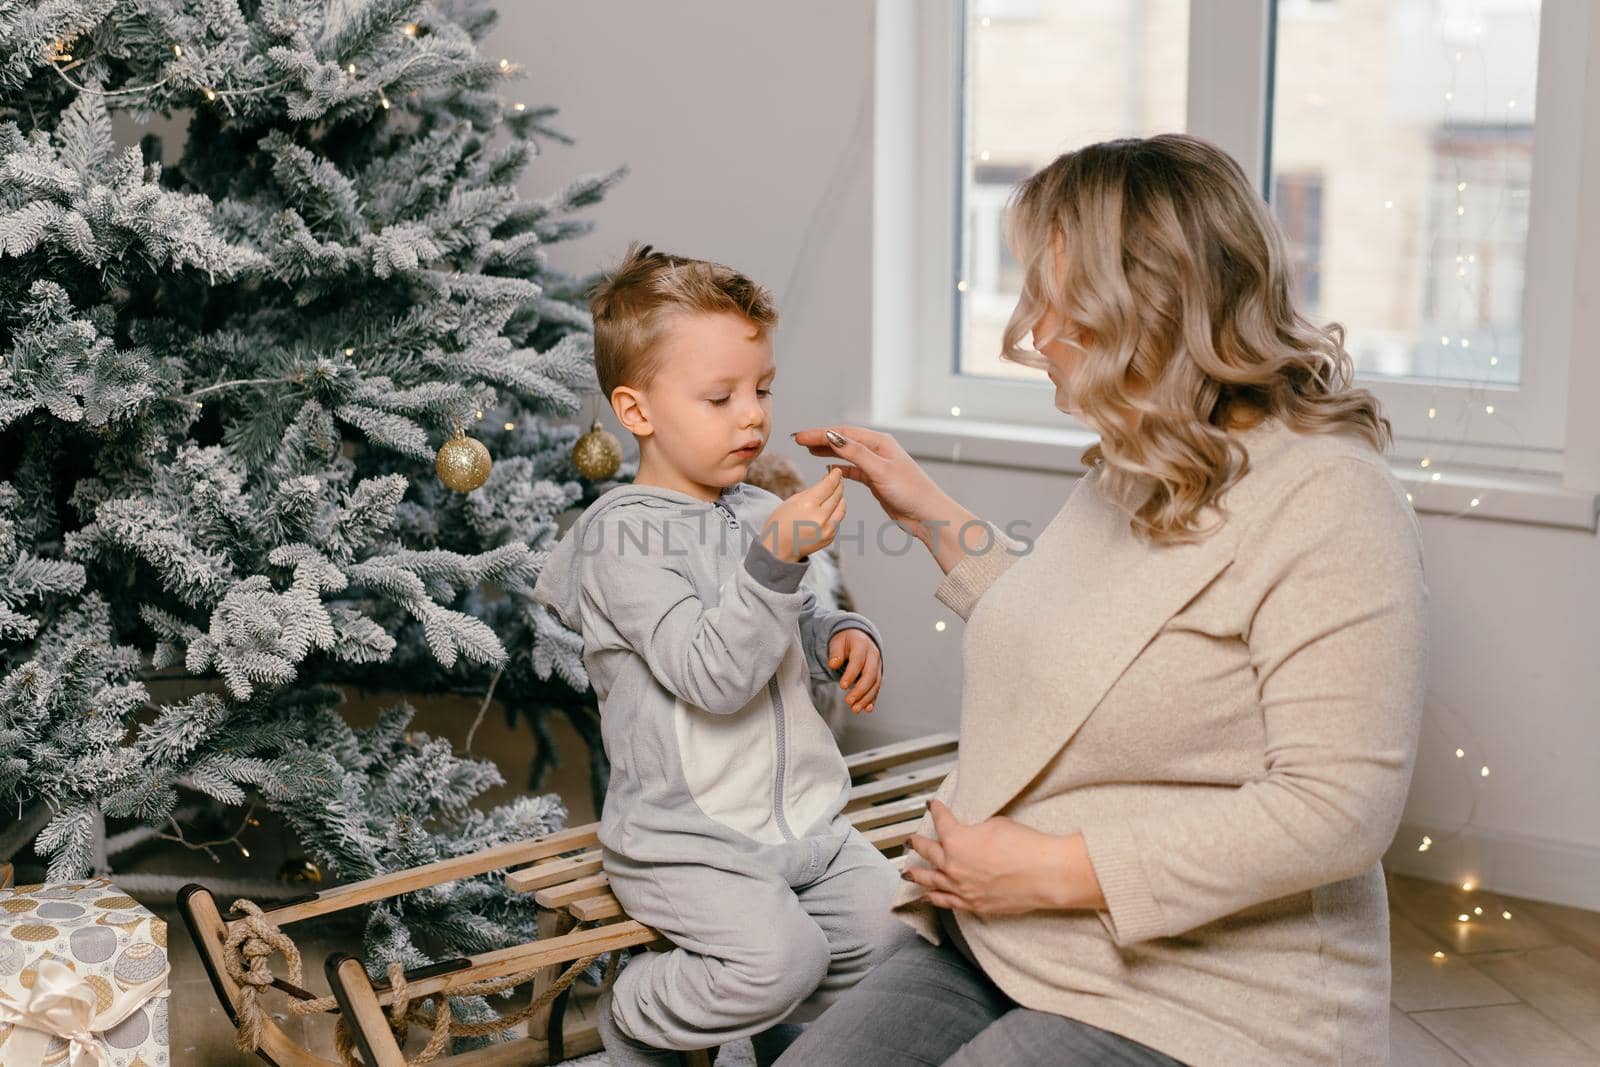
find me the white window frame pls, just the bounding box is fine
[870,0,1600,528]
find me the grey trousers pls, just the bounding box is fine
[604,826,912,1052]
[772,931,1189,1067]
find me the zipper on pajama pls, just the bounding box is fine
[713,499,795,843]
[767,675,797,841]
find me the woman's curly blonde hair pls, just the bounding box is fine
[1000,134,1390,544]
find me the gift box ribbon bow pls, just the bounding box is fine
[0,958,168,1066]
[0,958,107,1066]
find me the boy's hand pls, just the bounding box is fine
[828,628,881,713]
[762,468,846,563]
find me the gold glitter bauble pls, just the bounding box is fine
[572,420,623,481]
[435,429,492,492]
[278,857,323,885]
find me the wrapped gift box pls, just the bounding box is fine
[0,877,170,1067]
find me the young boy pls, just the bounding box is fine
[533,245,906,1065]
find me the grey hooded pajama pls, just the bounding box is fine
[533,482,908,1052]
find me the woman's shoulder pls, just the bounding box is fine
[1235,419,1400,499]
[1228,420,1419,558]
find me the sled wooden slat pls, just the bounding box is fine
[568,892,625,923]
[507,795,930,899]
[261,823,602,928]
[372,921,652,1006]
[534,872,611,910]
[848,792,935,831]
[506,848,603,893]
[844,731,958,777]
[845,760,955,811]
[862,817,925,853]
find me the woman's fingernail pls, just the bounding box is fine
[825,430,846,447]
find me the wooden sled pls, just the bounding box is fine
[180,732,956,1066]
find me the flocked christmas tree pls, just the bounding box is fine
[0,0,623,985]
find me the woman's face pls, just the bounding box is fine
[1031,235,1087,414]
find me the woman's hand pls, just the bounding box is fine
[827,627,881,713]
[903,800,1107,914]
[791,426,945,534]
[790,426,979,574]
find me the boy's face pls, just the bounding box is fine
[614,311,775,500]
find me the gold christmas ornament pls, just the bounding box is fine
[572,420,623,481]
[435,428,492,492]
[278,857,323,885]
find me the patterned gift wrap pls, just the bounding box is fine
[0,878,170,1066]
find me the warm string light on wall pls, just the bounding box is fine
[1411,9,1540,519]
[1403,6,1546,960]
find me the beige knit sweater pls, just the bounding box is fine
[893,419,1427,1067]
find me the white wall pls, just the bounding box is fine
[507,1,1600,909]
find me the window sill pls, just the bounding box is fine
[871,414,1600,532]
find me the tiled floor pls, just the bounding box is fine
[1384,873,1600,1066]
[150,872,1600,1065]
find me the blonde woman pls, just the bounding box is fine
[779,135,1425,1067]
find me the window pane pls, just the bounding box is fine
[959,0,1192,380]
[1269,0,1540,385]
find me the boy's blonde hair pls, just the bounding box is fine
[589,243,779,399]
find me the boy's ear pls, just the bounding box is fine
[610,386,652,438]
